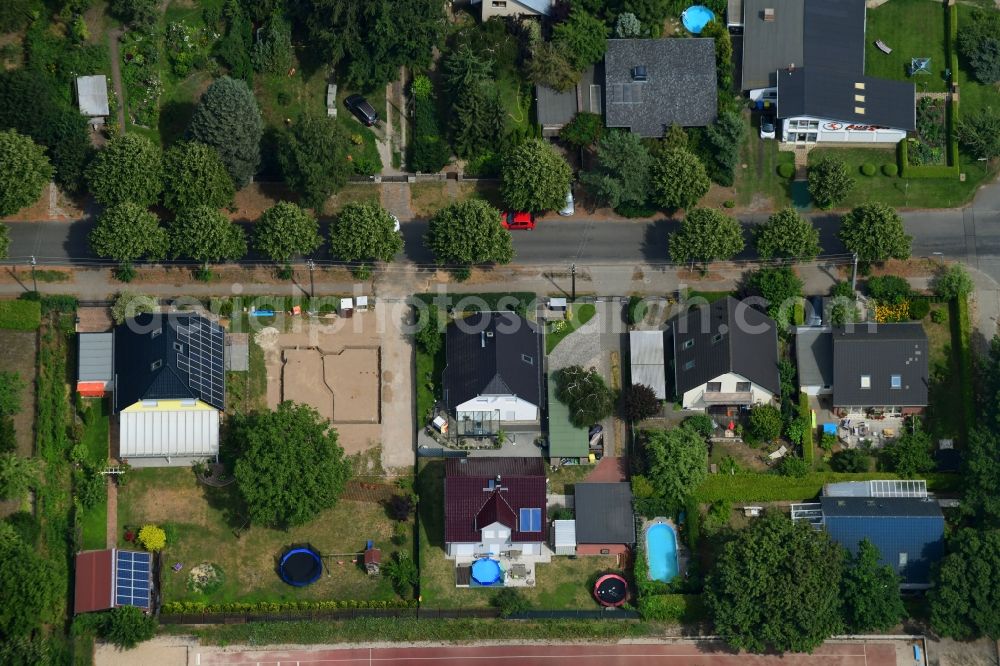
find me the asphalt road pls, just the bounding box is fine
[6,203,1000,279]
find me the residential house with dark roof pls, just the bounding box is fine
[111,313,226,465]
[444,457,548,558]
[604,38,718,136]
[442,311,543,435]
[573,482,635,556]
[671,297,780,411]
[831,323,928,414]
[470,0,552,21]
[741,0,914,143]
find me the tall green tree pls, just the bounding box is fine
[669,208,745,267]
[957,110,1000,159]
[169,206,247,270]
[253,202,322,267]
[0,223,8,260]
[642,427,707,509]
[930,528,1000,639]
[703,112,744,186]
[744,265,803,323]
[554,365,615,427]
[841,539,905,633]
[933,264,975,301]
[650,147,710,211]
[552,8,608,71]
[232,401,350,528]
[559,112,604,150]
[278,114,353,209]
[425,199,514,267]
[188,77,263,188]
[580,130,652,210]
[808,157,855,210]
[706,511,845,653]
[85,134,163,207]
[0,453,39,500]
[524,41,579,93]
[101,604,157,649]
[293,0,445,88]
[621,384,660,423]
[962,427,1000,525]
[90,203,169,271]
[162,141,235,212]
[0,523,58,639]
[501,139,572,212]
[0,129,51,217]
[957,10,1000,84]
[879,420,934,478]
[329,201,403,264]
[754,208,822,261]
[251,12,294,75]
[838,202,911,263]
[109,0,159,30]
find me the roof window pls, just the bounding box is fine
[890,374,902,389]
[860,375,871,389]
[151,327,162,339]
[150,359,162,371]
[682,339,695,350]
[631,65,647,82]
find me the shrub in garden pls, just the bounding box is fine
[931,308,947,324]
[882,163,898,177]
[908,298,930,320]
[808,157,854,209]
[491,588,530,617]
[627,295,647,325]
[866,275,912,303]
[100,605,157,649]
[777,162,794,179]
[777,455,810,478]
[137,524,166,552]
[933,264,974,301]
[746,404,782,444]
[860,163,876,176]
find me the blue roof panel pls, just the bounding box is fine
[824,514,944,587]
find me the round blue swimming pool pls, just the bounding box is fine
[682,5,716,34]
[646,522,679,582]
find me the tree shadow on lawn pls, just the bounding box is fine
[200,477,250,533]
[159,99,197,147]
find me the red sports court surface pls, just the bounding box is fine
[198,641,900,666]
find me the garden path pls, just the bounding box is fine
[107,28,127,130]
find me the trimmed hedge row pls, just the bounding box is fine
[694,471,961,503]
[898,137,960,179]
[0,299,42,330]
[161,599,417,614]
[798,392,814,468]
[952,296,974,445]
[637,594,706,622]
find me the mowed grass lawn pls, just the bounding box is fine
[118,467,408,604]
[924,300,971,445]
[736,114,793,209]
[956,3,1000,117]
[807,147,992,208]
[416,461,619,610]
[864,0,949,92]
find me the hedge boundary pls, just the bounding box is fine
[798,392,814,468]
[161,599,418,615]
[637,594,706,622]
[694,471,960,503]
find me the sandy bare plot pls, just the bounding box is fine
[326,348,379,423]
[282,348,333,422]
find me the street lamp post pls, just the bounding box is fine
[570,263,577,301]
[30,256,37,293]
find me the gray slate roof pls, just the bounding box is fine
[76,75,110,117]
[574,483,636,544]
[672,297,780,396]
[78,333,113,382]
[795,326,832,390]
[442,311,543,411]
[604,38,717,135]
[832,323,928,407]
[777,68,916,130]
[740,0,805,90]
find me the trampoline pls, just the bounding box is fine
[470,558,503,586]
[594,574,628,607]
[279,546,323,587]
[681,5,715,34]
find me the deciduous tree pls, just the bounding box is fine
[554,365,615,427]
[879,420,934,478]
[110,290,156,325]
[962,426,1000,525]
[958,110,1000,159]
[278,114,353,209]
[109,0,159,30]
[253,202,322,267]
[930,528,1000,639]
[580,130,652,210]
[162,141,235,212]
[808,157,855,210]
[957,10,1000,84]
[754,208,821,261]
[425,199,514,267]
[642,427,707,509]
[559,112,604,150]
[524,40,579,92]
[101,605,157,649]
[621,384,661,422]
[329,201,403,263]
[169,205,247,270]
[650,147,710,211]
[0,223,8,260]
[90,203,169,271]
[933,263,975,301]
[0,129,51,217]
[501,139,573,212]
[0,522,58,638]
[137,524,166,552]
[553,8,607,71]
[232,401,350,528]
[839,202,911,263]
[0,453,39,500]
[743,265,803,323]
[706,511,845,653]
[668,208,744,267]
[187,77,263,189]
[746,404,783,444]
[85,134,163,207]
[842,539,905,632]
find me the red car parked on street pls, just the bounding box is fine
[501,211,536,230]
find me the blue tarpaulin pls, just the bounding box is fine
[823,423,837,435]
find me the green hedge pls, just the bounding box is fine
[947,3,959,81]
[637,594,706,622]
[952,297,973,444]
[0,300,42,330]
[799,392,814,468]
[694,471,960,503]
[161,599,417,614]
[413,292,536,316]
[898,138,960,179]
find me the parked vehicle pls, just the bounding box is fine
[501,211,536,230]
[760,115,776,140]
[806,295,824,326]
[344,94,378,126]
[559,188,575,216]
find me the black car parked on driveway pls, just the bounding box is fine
[344,94,378,126]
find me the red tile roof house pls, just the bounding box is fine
[444,458,548,559]
[74,548,153,614]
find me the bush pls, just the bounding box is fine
[933,264,974,301]
[777,455,810,478]
[746,404,782,445]
[101,605,157,649]
[627,295,647,325]
[491,588,530,617]
[637,594,706,622]
[931,308,947,324]
[908,298,931,320]
[137,524,166,552]
[682,414,714,439]
[798,393,814,468]
[866,275,912,304]
[777,162,794,179]
[860,163,876,176]
[882,163,898,177]
[830,449,870,473]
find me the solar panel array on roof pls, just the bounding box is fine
[175,318,225,409]
[115,550,151,609]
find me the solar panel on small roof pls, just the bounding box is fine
[115,550,152,609]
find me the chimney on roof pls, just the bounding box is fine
[763,7,775,21]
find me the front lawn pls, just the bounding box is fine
[807,147,992,208]
[117,467,410,604]
[864,0,949,93]
[736,114,793,208]
[416,460,619,610]
[545,303,597,354]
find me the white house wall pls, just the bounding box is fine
[781,116,907,144]
[456,395,538,422]
[681,372,775,410]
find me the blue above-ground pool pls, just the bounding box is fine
[682,5,716,33]
[471,558,503,586]
[646,522,680,582]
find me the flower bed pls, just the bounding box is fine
[121,31,163,128]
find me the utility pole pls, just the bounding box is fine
[570,263,577,301]
[30,256,37,293]
[307,259,316,299]
[850,252,858,293]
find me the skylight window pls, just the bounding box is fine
[519,508,541,532]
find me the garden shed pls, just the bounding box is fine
[75,75,110,124]
[552,519,577,556]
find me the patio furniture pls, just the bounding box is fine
[882,428,896,438]
[875,40,892,54]
[767,445,788,461]
[510,564,528,579]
